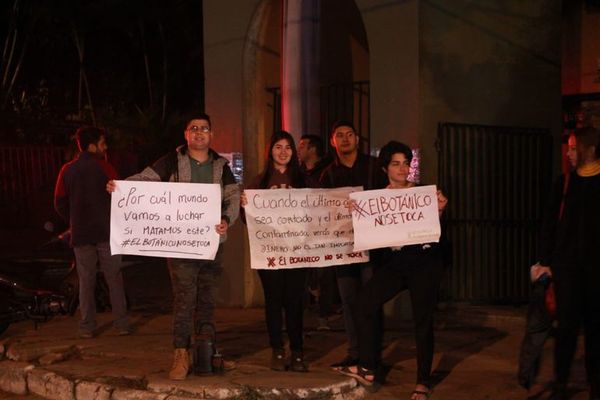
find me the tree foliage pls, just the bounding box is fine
[0,0,205,160]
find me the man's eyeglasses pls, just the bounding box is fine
[187,125,211,133]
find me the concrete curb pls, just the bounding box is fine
[0,357,364,400]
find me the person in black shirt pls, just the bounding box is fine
[54,127,130,339]
[537,127,600,400]
[337,141,448,399]
[318,121,386,368]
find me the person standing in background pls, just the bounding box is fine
[536,127,600,400]
[298,134,336,330]
[54,126,130,339]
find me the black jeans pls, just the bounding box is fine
[258,268,309,352]
[552,262,600,388]
[335,261,377,359]
[518,280,553,389]
[356,247,444,387]
[314,267,337,318]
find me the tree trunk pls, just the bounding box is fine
[139,19,153,109]
[72,24,96,125]
[158,21,167,123]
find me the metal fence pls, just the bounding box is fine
[0,146,65,228]
[437,123,553,303]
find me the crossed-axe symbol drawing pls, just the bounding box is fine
[353,200,369,220]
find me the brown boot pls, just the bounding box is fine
[169,348,190,380]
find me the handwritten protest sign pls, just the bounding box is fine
[244,187,368,269]
[350,185,441,251]
[110,180,221,260]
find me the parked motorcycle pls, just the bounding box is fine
[0,229,113,336]
[0,230,76,335]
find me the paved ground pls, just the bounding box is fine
[0,304,590,400]
[0,230,591,399]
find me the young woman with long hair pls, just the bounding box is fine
[241,131,309,372]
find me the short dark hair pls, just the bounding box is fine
[76,126,105,151]
[300,134,324,158]
[377,140,413,170]
[185,113,211,129]
[575,126,600,158]
[329,120,356,139]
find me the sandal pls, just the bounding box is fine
[410,389,432,400]
[338,365,375,387]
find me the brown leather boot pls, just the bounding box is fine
[169,348,190,380]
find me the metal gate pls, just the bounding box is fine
[437,123,553,303]
[266,81,370,152]
[0,146,65,228]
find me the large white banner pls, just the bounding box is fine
[350,185,441,251]
[110,180,221,260]
[245,187,368,269]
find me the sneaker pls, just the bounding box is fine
[290,351,308,372]
[270,348,286,371]
[317,317,331,331]
[118,327,132,336]
[78,330,94,339]
[330,355,359,369]
[169,348,190,380]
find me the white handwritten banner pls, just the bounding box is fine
[110,181,221,260]
[350,185,441,251]
[245,187,368,269]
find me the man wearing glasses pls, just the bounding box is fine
[108,114,240,380]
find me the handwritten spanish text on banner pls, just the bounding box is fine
[244,187,368,269]
[110,181,221,260]
[350,185,441,251]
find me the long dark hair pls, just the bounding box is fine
[258,130,305,189]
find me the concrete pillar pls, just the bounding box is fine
[281,0,321,142]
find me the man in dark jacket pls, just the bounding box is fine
[536,127,600,400]
[319,120,386,368]
[54,126,130,339]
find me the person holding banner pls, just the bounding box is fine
[54,126,130,339]
[338,141,448,400]
[107,114,240,380]
[318,120,386,369]
[241,130,310,372]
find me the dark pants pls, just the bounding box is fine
[309,267,337,318]
[336,261,377,359]
[518,281,553,389]
[168,249,222,349]
[258,268,309,352]
[552,262,600,389]
[356,247,444,388]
